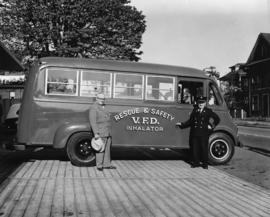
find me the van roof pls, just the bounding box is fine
[39,57,208,78]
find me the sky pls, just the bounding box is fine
[130,0,270,76]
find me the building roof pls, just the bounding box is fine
[229,63,245,70]
[39,57,209,79]
[0,41,24,71]
[219,71,235,81]
[0,84,24,89]
[246,33,270,65]
[263,33,270,44]
[220,66,246,81]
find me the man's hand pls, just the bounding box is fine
[176,122,182,128]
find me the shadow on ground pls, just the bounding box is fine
[0,146,190,185]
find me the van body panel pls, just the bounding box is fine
[53,122,90,149]
[17,64,38,145]
[111,104,191,147]
[29,100,89,145]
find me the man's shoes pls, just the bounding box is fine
[97,167,103,171]
[202,165,208,169]
[103,165,117,169]
[191,164,199,168]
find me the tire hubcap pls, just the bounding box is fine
[210,139,229,160]
[76,139,93,159]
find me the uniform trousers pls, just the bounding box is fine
[190,135,209,166]
[96,136,112,168]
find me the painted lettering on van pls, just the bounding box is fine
[126,125,164,132]
[114,107,175,122]
[127,117,162,131]
[114,107,175,132]
[148,108,174,121]
[131,117,159,125]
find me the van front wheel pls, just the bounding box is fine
[208,132,235,165]
[66,132,95,167]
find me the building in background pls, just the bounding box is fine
[221,33,270,118]
[0,41,24,123]
[245,33,270,117]
[220,63,248,118]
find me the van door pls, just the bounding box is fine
[172,77,205,147]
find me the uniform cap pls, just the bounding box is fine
[196,96,207,103]
[91,138,105,152]
[96,93,105,100]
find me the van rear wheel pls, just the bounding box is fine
[208,132,234,165]
[66,132,95,166]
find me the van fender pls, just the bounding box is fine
[213,125,238,146]
[53,122,91,149]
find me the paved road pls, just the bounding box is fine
[217,146,270,190]
[238,126,270,152]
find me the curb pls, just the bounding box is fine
[234,121,270,129]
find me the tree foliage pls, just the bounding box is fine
[203,66,220,80]
[221,81,247,112]
[0,0,146,64]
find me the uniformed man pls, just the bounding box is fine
[89,93,116,171]
[176,96,220,169]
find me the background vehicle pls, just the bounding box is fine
[5,103,20,129]
[16,57,239,166]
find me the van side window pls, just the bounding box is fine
[46,68,78,96]
[208,83,222,106]
[146,76,175,101]
[178,81,203,104]
[114,73,143,99]
[81,70,112,98]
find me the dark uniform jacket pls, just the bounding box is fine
[89,102,112,137]
[181,106,220,136]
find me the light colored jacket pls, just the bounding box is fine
[89,102,112,137]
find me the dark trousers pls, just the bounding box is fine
[190,135,209,166]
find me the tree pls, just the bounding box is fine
[203,66,220,80]
[0,0,146,65]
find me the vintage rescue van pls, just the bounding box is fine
[17,57,239,166]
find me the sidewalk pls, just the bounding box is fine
[234,119,270,128]
[1,152,270,217]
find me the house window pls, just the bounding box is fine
[251,95,259,111]
[242,78,248,89]
[261,46,264,57]
[251,74,261,88]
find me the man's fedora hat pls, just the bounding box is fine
[91,137,105,152]
[196,96,207,103]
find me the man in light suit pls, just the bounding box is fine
[89,93,116,171]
